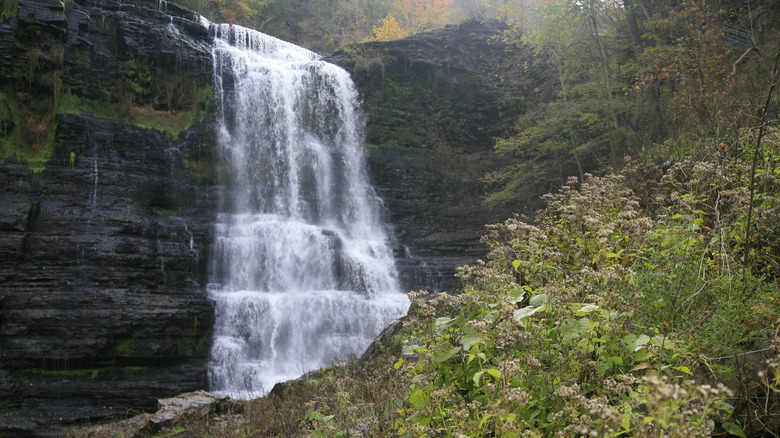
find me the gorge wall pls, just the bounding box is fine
[0,0,216,435]
[329,22,547,291]
[0,1,545,434]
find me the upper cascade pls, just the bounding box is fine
[207,24,409,397]
[212,24,318,61]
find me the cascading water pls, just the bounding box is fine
[207,24,410,397]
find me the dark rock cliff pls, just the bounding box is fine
[0,0,216,435]
[329,21,547,292]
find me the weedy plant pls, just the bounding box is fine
[71,137,779,438]
[390,151,779,437]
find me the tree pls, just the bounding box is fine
[368,0,457,41]
[369,13,409,41]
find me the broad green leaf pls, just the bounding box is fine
[529,294,548,307]
[624,334,650,352]
[394,358,404,370]
[435,345,461,363]
[461,331,482,351]
[434,317,455,330]
[402,344,421,355]
[417,415,432,426]
[577,303,600,314]
[513,305,540,320]
[485,368,501,379]
[479,414,493,428]
[608,356,624,365]
[621,407,632,431]
[508,288,526,304]
[311,430,326,437]
[512,260,521,270]
[560,317,590,342]
[715,400,734,413]
[722,422,746,437]
[408,387,428,407]
[650,334,668,347]
[597,360,613,374]
[672,366,692,376]
[473,370,485,385]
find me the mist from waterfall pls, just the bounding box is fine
[207,24,409,397]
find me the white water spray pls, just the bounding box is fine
[207,24,409,397]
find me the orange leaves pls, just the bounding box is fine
[634,61,683,90]
[632,0,737,118]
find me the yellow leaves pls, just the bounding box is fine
[393,0,454,33]
[369,14,409,41]
[368,0,456,41]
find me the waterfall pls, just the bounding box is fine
[207,24,410,397]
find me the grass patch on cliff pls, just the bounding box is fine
[0,26,63,171]
[0,0,17,20]
[58,81,213,138]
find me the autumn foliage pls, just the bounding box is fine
[370,13,409,41]
[369,0,455,41]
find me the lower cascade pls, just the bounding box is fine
[207,24,410,397]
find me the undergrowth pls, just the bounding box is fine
[75,131,780,438]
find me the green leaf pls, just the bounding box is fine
[722,422,746,438]
[672,366,692,376]
[529,294,548,307]
[608,356,624,365]
[394,358,404,370]
[577,303,600,314]
[461,331,482,351]
[485,368,501,379]
[479,414,493,428]
[512,260,521,270]
[513,305,540,320]
[560,317,590,342]
[624,334,650,352]
[402,344,421,355]
[435,346,461,363]
[435,317,456,330]
[508,288,526,304]
[715,400,734,414]
[311,430,326,437]
[597,360,613,374]
[408,387,429,407]
[473,370,485,385]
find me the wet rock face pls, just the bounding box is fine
[0,0,216,435]
[0,114,217,436]
[330,21,543,292]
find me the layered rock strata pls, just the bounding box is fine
[0,0,216,435]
